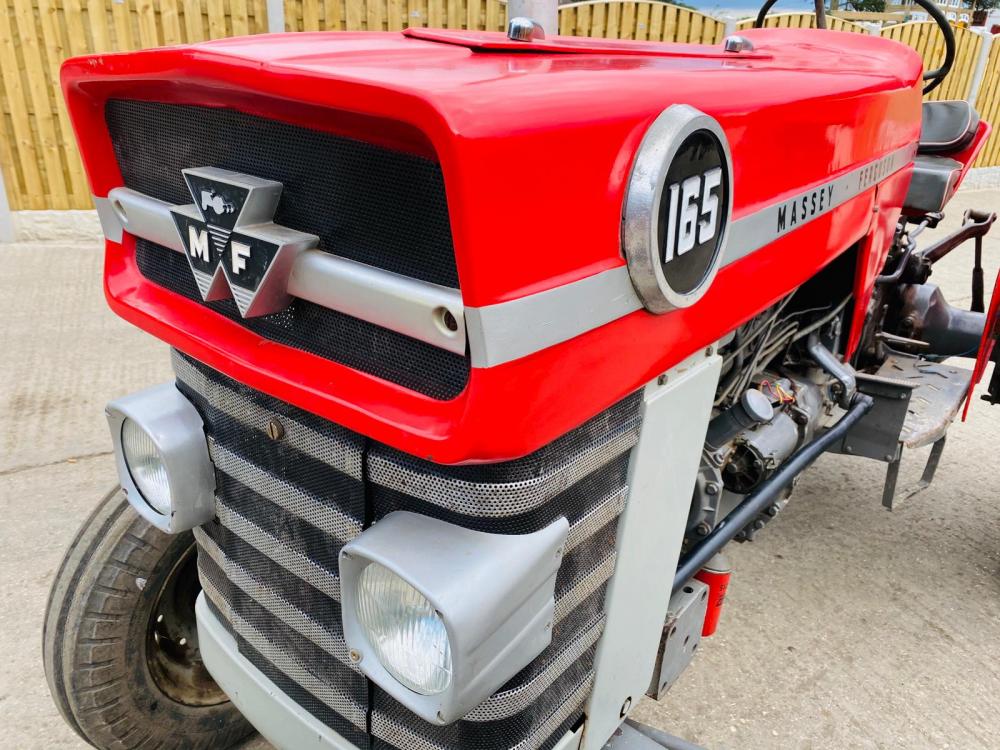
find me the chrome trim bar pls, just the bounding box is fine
[98,145,914,370]
[104,187,467,356]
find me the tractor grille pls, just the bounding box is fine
[107,98,468,401]
[178,350,642,750]
[105,99,458,287]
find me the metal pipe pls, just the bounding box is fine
[672,393,874,595]
[807,333,856,408]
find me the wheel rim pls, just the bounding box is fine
[146,541,228,706]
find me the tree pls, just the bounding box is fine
[965,0,999,12]
[840,0,886,11]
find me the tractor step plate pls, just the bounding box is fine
[876,355,972,449]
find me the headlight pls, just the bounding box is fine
[106,382,216,533]
[340,511,568,724]
[356,562,452,695]
[121,419,171,515]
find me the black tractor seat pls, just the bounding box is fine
[905,101,980,215]
[918,100,980,156]
[903,154,963,215]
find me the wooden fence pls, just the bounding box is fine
[880,21,983,101]
[735,12,868,33]
[1,1,999,210]
[558,1,723,43]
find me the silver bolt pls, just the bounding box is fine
[267,419,285,441]
[507,16,545,42]
[706,482,720,496]
[723,35,754,53]
[349,649,363,663]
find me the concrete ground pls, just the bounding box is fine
[1,189,998,750]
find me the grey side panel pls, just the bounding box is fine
[196,594,364,750]
[582,351,721,750]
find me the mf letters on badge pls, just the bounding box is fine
[170,167,317,318]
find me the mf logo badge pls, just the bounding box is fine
[622,105,732,314]
[170,167,317,318]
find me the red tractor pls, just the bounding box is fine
[44,2,998,748]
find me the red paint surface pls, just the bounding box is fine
[694,555,731,638]
[63,28,925,463]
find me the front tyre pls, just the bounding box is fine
[43,487,254,749]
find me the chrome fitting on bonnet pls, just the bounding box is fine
[106,383,216,533]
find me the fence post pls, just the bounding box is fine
[967,29,993,105]
[508,0,558,36]
[0,166,13,243]
[267,0,285,32]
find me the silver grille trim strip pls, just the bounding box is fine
[173,351,363,480]
[464,613,606,722]
[107,186,467,356]
[555,551,617,624]
[566,487,627,552]
[216,503,342,602]
[195,529,354,669]
[372,673,595,750]
[199,574,367,729]
[210,443,363,543]
[368,420,640,518]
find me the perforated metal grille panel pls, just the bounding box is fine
[105,98,459,287]
[139,239,470,400]
[178,350,642,749]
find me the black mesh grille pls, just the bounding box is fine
[139,239,469,400]
[105,98,458,287]
[179,351,642,749]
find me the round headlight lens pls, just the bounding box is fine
[121,419,171,516]
[356,562,452,695]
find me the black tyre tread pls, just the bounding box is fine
[44,486,133,743]
[42,488,254,750]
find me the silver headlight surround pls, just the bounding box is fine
[106,382,216,533]
[340,511,568,725]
